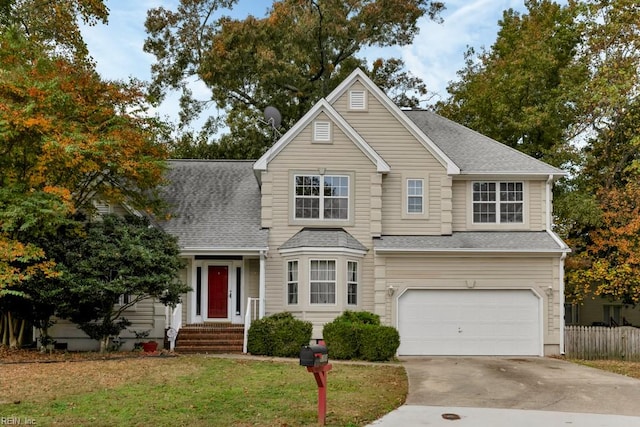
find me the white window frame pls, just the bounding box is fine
[346,261,358,306]
[472,181,524,224]
[406,178,424,214]
[287,260,299,305]
[294,174,349,220]
[309,259,337,305]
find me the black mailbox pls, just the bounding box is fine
[299,345,328,367]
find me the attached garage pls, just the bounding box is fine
[397,289,542,356]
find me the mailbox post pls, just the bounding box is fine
[299,345,332,425]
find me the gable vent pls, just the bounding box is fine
[349,90,367,110]
[94,200,112,215]
[313,121,331,142]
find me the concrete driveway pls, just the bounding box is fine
[368,357,640,426]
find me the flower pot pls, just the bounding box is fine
[142,341,158,353]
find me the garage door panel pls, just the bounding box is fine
[398,289,541,356]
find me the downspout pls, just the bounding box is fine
[560,252,566,355]
[259,250,266,319]
[547,173,567,355]
[545,174,553,230]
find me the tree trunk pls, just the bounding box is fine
[0,313,7,346]
[99,336,109,353]
[8,311,17,348]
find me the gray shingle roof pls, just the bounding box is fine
[403,110,565,176]
[280,228,367,252]
[374,231,568,253]
[157,160,268,251]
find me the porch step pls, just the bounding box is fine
[174,324,245,354]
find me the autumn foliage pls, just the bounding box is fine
[0,26,169,346]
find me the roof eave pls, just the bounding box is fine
[373,247,570,254]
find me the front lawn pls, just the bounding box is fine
[571,359,640,380]
[0,353,406,426]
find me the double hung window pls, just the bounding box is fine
[295,175,349,220]
[472,181,523,223]
[310,260,336,304]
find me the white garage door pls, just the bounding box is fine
[398,289,541,356]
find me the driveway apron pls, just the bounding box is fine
[402,357,640,415]
[367,357,640,427]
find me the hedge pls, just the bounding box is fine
[322,310,400,361]
[246,312,312,357]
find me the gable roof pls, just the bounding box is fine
[326,68,460,175]
[254,99,390,174]
[403,110,566,177]
[157,160,268,254]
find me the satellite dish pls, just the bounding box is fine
[263,106,282,129]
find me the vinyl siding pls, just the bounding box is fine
[332,81,450,235]
[379,254,562,354]
[48,297,163,351]
[261,110,378,330]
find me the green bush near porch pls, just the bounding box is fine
[247,312,312,357]
[323,310,400,362]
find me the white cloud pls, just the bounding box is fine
[83,0,535,123]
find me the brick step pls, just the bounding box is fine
[177,347,243,354]
[174,325,245,354]
[177,332,243,337]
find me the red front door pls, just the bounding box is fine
[208,266,228,318]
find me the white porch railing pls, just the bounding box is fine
[243,297,260,353]
[167,303,182,351]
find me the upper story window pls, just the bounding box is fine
[295,174,349,220]
[407,179,424,214]
[472,181,523,223]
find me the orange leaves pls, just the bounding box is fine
[568,182,640,304]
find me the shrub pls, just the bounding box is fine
[333,310,380,325]
[359,325,400,362]
[247,312,312,357]
[322,311,399,362]
[322,320,359,359]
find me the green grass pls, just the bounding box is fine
[0,355,407,426]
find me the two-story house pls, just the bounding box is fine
[50,69,569,356]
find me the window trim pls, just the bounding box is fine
[286,260,299,305]
[293,173,351,222]
[309,259,337,306]
[346,260,358,306]
[471,181,525,225]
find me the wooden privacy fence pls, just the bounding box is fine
[564,326,640,360]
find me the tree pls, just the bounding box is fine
[435,0,586,167]
[0,0,109,60]
[0,26,170,347]
[57,214,190,353]
[144,0,445,159]
[566,183,640,306]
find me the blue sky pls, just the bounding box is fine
[82,0,533,127]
